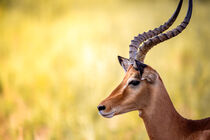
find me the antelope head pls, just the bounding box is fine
[98,60,160,118]
[98,0,192,118]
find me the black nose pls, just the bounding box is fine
[97,105,106,111]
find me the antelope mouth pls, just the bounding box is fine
[99,111,116,118]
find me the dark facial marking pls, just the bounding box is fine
[135,60,147,75]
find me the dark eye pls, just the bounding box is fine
[128,80,140,86]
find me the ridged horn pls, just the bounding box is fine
[129,0,183,63]
[136,0,193,62]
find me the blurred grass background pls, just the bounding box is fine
[0,0,210,139]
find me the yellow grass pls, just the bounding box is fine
[0,0,210,139]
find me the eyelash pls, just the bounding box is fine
[128,80,140,86]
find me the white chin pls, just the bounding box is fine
[98,111,115,118]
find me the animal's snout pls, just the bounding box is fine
[97,105,106,111]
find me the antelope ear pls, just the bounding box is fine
[141,73,157,83]
[118,56,131,72]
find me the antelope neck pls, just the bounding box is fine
[140,80,188,139]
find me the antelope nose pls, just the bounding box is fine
[97,105,106,111]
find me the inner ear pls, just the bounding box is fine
[118,56,131,72]
[141,73,157,83]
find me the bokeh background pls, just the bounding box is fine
[0,0,210,139]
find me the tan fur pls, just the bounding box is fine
[98,65,210,140]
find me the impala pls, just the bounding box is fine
[97,0,210,139]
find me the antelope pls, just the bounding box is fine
[97,0,210,139]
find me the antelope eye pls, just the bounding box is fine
[128,80,140,86]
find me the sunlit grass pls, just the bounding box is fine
[0,0,210,139]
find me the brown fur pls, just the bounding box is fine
[98,65,210,140]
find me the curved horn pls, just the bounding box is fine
[136,0,193,62]
[129,0,183,63]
